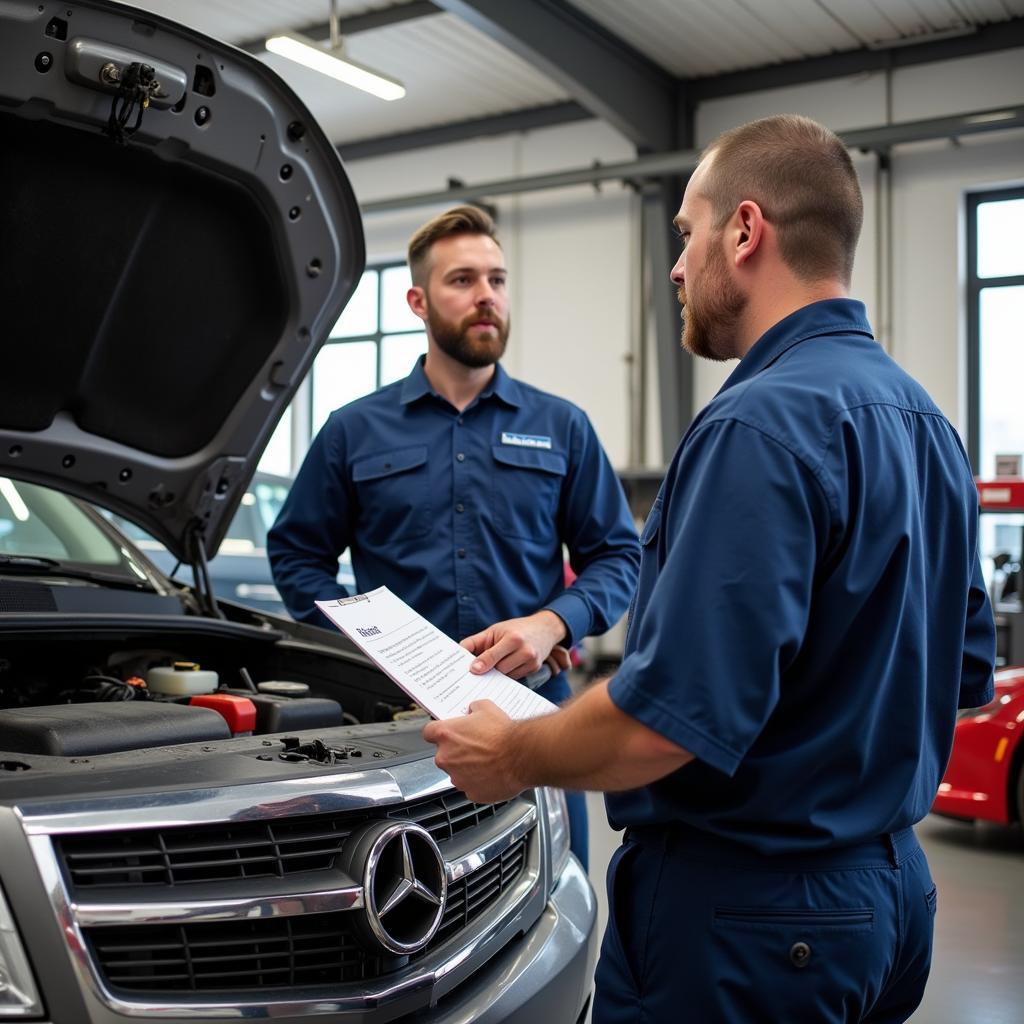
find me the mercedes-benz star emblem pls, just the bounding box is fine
[342,820,447,956]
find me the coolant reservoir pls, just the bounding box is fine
[147,661,219,696]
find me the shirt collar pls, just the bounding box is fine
[717,298,874,397]
[400,356,522,409]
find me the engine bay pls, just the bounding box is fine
[0,618,422,763]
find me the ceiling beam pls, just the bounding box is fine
[360,104,1024,213]
[236,0,440,54]
[689,16,1024,101]
[338,101,590,161]
[431,0,678,152]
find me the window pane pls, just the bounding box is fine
[331,270,379,337]
[258,411,292,476]
[978,285,1024,478]
[380,265,422,333]
[252,480,291,534]
[381,332,428,386]
[0,479,121,564]
[977,199,1024,279]
[312,341,378,435]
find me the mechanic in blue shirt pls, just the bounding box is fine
[268,205,641,870]
[424,116,996,1023]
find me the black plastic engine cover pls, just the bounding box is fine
[0,702,230,756]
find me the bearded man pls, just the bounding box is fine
[269,205,640,869]
[423,118,995,1022]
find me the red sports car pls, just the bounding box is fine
[933,666,1024,825]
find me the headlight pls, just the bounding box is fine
[0,884,41,1017]
[542,787,571,886]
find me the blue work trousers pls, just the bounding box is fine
[536,672,587,872]
[594,825,935,1023]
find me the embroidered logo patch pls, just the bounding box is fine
[500,432,552,449]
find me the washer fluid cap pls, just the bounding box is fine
[147,665,219,695]
[257,680,310,697]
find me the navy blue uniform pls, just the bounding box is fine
[269,357,641,869]
[595,300,995,1022]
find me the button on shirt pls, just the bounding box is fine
[607,299,996,854]
[268,358,640,647]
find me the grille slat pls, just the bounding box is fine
[86,833,529,993]
[59,793,508,889]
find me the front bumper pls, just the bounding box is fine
[426,855,597,1024]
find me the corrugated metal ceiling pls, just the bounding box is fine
[567,0,1024,77]
[115,0,406,45]
[110,0,1024,145]
[264,13,570,143]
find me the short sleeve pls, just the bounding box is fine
[608,419,831,776]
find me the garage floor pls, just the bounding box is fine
[583,795,1024,1022]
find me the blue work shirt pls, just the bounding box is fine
[268,357,640,649]
[607,299,995,854]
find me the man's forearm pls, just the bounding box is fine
[509,680,693,792]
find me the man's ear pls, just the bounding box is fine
[733,200,765,268]
[407,285,428,322]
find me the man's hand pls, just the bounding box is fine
[422,701,523,803]
[461,610,568,679]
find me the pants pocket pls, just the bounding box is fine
[711,904,879,1022]
[602,841,647,992]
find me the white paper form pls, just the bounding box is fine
[316,587,557,721]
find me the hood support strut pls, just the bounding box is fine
[186,524,224,620]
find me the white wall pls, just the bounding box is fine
[695,46,1024,434]
[344,47,1024,468]
[345,121,638,469]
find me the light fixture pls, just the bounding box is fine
[266,0,405,101]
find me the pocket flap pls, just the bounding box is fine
[491,444,567,476]
[352,445,429,483]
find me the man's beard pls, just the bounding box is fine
[680,235,745,361]
[428,306,510,369]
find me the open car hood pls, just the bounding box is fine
[0,0,364,564]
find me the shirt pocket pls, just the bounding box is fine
[491,444,567,541]
[351,445,431,545]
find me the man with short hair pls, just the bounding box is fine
[424,116,995,1021]
[268,205,641,870]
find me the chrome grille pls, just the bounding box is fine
[85,834,529,994]
[58,791,509,889]
[426,834,528,953]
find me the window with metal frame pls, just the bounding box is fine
[311,262,428,438]
[258,262,428,476]
[967,187,1024,599]
[966,187,1024,478]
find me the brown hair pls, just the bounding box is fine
[407,205,500,286]
[699,114,863,286]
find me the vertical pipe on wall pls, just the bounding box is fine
[628,185,647,467]
[874,147,893,354]
[289,379,312,476]
[874,67,895,355]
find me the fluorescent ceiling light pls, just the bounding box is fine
[266,34,405,101]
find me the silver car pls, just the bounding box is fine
[0,2,597,1021]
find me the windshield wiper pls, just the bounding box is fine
[0,554,152,590]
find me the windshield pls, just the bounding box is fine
[0,477,136,570]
